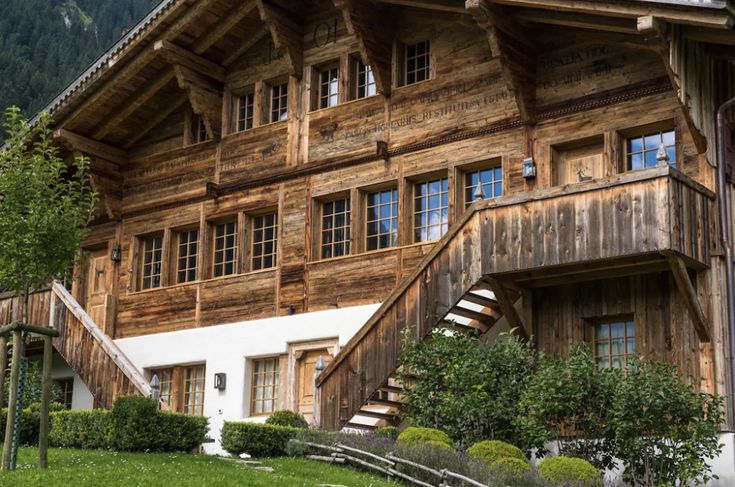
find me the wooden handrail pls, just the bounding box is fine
[50,280,153,397]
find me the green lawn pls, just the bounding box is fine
[0,447,401,486]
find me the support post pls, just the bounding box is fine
[2,329,23,470]
[0,336,6,411]
[38,335,53,469]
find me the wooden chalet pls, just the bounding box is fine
[2,0,735,469]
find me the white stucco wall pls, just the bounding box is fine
[114,303,381,454]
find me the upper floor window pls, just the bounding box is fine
[406,40,431,85]
[465,165,503,208]
[321,198,351,259]
[414,177,448,243]
[626,129,676,170]
[269,82,289,123]
[251,213,278,271]
[356,60,376,99]
[192,114,209,143]
[594,319,636,370]
[237,92,255,132]
[176,229,199,284]
[366,188,399,251]
[251,357,280,415]
[140,234,163,290]
[318,64,340,109]
[212,220,238,278]
[183,364,206,416]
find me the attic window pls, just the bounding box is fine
[406,40,431,85]
[192,114,209,143]
[356,60,376,99]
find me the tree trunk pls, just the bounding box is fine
[2,329,23,470]
[38,335,52,469]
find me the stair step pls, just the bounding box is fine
[345,422,377,430]
[367,398,404,409]
[449,305,495,325]
[461,292,500,311]
[379,384,402,394]
[356,409,399,420]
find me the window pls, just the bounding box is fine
[139,234,163,290]
[318,64,340,109]
[321,198,351,259]
[176,229,199,284]
[251,213,278,270]
[626,129,676,170]
[192,114,208,143]
[237,92,255,131]
[212,220,238,278]
[414,178,448,243]
[594,320,636,370]
[251,358,280,415]
[465,165,503,208]
[356,60,376,99]
[270,82,288,122]
[183,365,206,416]
[55,378,74,409]
[366,188,399,251]
[406,40,431,85]
[152,368,174,407]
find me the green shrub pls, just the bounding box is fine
[538,456,602,486]
[374,426,399,440]
[265,410,308,429]
[490,457,532,475]
[396,427,452,449]
[221,422,299,457]
[50,410,110,449]
[0,407,40,445]
[466,439,526,466]
[151,411,208,452]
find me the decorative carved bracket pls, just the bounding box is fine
[466,0,536,124]
[334,0,393,96]
[255,0,304,78]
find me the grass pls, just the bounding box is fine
[0,447,401,486]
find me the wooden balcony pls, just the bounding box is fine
[316,165,715,430]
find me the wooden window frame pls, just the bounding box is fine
[150,364,205,415]
[618,119,678,172]
[210,217,239,278]
[183,364,206,416]
[313,61,341,111]
[138,233,164,291]
[250,357,281,416]
[353,56,377,100]
[151,367,175,409]
[249,211,279,271]
[412,175,449,244]
[267,79,289,123]
[55,378,74,409]
[318,195,352,260]
[397,39,431,87]
[173,226,200,285]
[236,90,255,132]
[364,184,399,252]
[458,159,504,211]
[590,316,636,370]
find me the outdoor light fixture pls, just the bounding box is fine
[522,157,537,179]
[214,372,226,390]
[110,243,122,263]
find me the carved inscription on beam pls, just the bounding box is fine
[466,0,536,123]
[255,0,304,78]
[334,0,393,96]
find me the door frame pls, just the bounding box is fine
[286,338,339,412]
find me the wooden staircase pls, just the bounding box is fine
[0,281,153,409]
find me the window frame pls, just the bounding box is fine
[174,227,200,284]
[182,364,206,416]
[236,90,255,132]
[619,120,678,172]
[250,211,279,271]
[459,160,504,210]
[591,317,636,370]
[138,233,164,291]
[364,185,400,252]
[404,40,431,86]
[268,80,289,123]
[355,59,377,100]
[250,357,281,416]
[191,113,209,144]
[319,196,352,260]
[315,61,341,110]
[210,217,239,278]
[412,176,449,244]
[55,378,74,409]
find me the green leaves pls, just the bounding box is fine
[0,107,97,295]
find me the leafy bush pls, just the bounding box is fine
[396,427,452,449]
[108,396,207,452]
[397,329,539,449]
[374,426,399,440]
[538,456,602,486]
[491,457,532,475]
[467,439,526,467]
[3,360,63,408]
[265,410,309,429]
[50,410,110,449]
[221,422,299,457]
[0,407,40,445]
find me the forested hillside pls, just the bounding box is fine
[0,0,159,117]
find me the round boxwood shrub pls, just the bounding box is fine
[396,427,452,449]
[490,457,533,475]
[265,410,309,429]
[375,426,399,440]
[538,456,602,486]
[467,439,526,466]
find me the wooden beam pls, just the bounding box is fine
[334,0,393,96]
[52,129,127,165]
[481,276,529,340]
[123,93,188,150]
[461,292,501,311]
[665,253,711,342]
[449,305,494,325]
[200,1,257,54]
[375,0,467,14]
[223,27,269,66]
[515,8,638,34]
[90,174,122,221]
[154,40,226,82]
[466,0,536,123]
[489,0,734,29]
[255,0,304,78]
[172,64,224,139]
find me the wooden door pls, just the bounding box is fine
[85,248,111,333]
[554,143,604,186]
[297,349,332,418]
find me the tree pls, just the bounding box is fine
[0,106,96,470]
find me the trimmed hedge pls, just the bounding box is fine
[0,407,40,446]
[490,457,532,475]
[221,422,299,457]
[538,456,603,486]
[375,426,399,440]
[265,410,309,429]
[396,427,453,449]
[50,410,110,449]
[467,440,527,466]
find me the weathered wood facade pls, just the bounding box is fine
[1,0,734,442]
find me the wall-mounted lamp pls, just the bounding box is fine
[522,157,537,179]
[214,372,227,390]
[111,243,122,263]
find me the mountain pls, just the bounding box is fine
[0,0,160,118]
